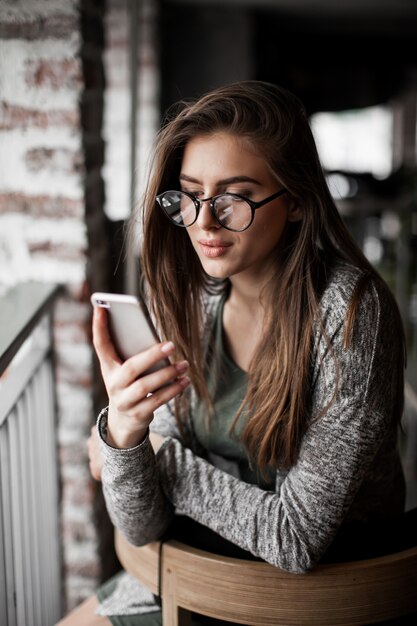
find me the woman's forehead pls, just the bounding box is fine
[179,132,281,190]
[181,133,264,173]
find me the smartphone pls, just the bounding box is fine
[91,292,170,374]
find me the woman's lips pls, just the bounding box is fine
[197,239,232,258]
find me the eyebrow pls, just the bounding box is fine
[179,174,262,186]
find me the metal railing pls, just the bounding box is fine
[0,282,62,626]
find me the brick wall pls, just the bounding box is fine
[0,0,161,614]
[0,0,103,612]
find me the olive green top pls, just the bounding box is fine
[193,295,274,489]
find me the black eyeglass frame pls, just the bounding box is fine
[156,188,289,232]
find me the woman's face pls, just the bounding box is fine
[180,132,300,283]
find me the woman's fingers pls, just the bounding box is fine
[92,306,121,369]
[93,306,178,387]
[106,374,190,449]
[91,305,192,448]
[114,341,176,388]
[112,360,190,413]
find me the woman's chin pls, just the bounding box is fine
[198,258,231,280]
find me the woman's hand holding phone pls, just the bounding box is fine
[92,305,190,449]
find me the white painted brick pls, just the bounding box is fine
[0,214,88,287]
[25,216,87,248]
[0,0,79,22]
[60,460,92,483]
[65,576,98,611]
[58,419,93,445]
[54,298,90,324]
[26,256,86,288]
[0,37,81,109]
[58,425,94,448]
[0,129,82,196]
[0,214,32,285]
[56,383,94,444]
[56,340,92,371]
[63,540,99,575]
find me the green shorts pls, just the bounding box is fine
[97,571,230,626]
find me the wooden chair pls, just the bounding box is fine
[115,526,417,626]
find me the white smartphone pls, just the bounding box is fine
[90,292,170,373]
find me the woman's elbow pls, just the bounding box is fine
[263,535,318,573]
[121,528,158,547]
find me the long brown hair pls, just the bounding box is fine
[139,80,405,471]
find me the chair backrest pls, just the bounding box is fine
[115,529,417,626]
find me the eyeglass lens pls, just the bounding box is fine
[159,191,252,231]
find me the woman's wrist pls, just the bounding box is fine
[107,405,149,448]
[106,423,148,449]
[97,405,149,449]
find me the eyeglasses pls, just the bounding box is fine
[156,189,288,232]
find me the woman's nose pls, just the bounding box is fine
[196,199,220,230]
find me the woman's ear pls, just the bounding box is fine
[287,199,303,223]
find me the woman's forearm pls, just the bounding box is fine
[99,414,175,545]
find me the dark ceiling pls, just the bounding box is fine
[254,11,417,113]
[162,0,417,113]
[168,0,417,19]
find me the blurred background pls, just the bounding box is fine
[1,0,417,621]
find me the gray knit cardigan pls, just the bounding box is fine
[96,264,405,616]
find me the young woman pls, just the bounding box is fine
[58,80,406,625]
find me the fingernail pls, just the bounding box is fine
[175,360,189,373]
[178,376,190,388]
[161,341,175,353]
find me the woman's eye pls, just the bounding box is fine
[227,190,252,198]
[183,190,203,198]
